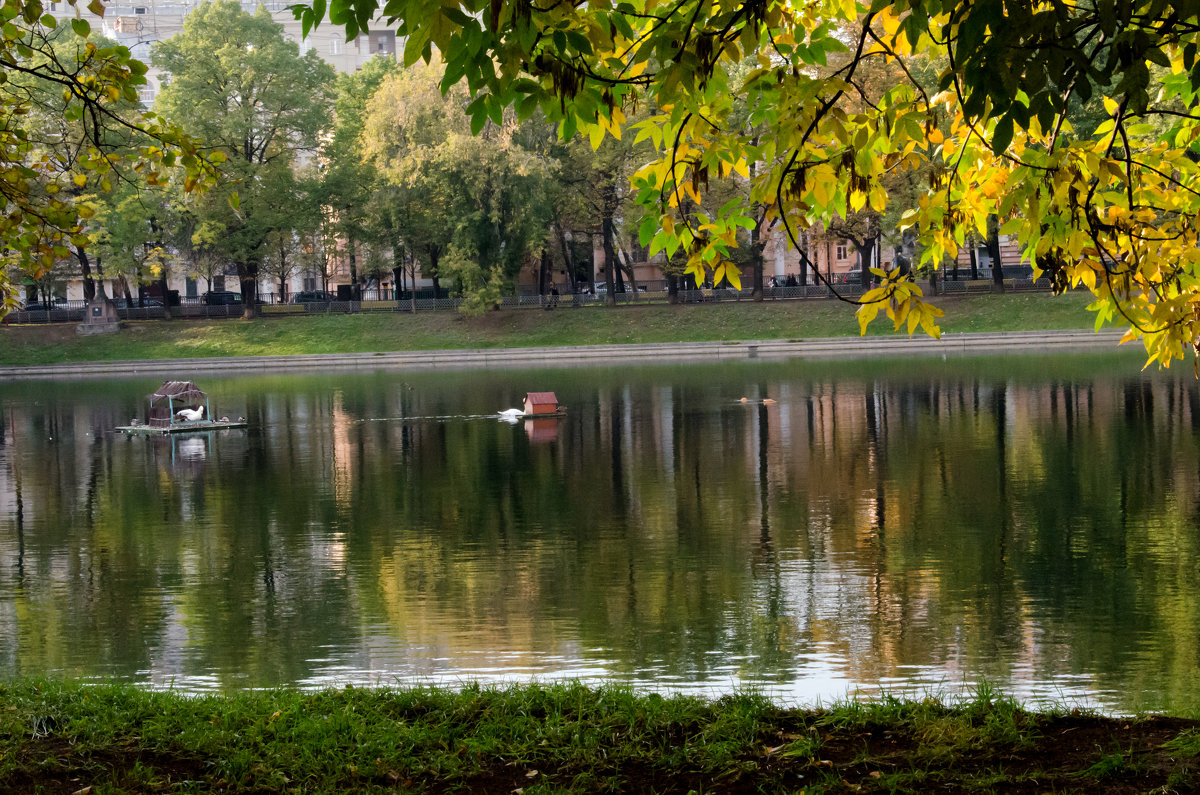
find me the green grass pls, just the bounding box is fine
[0,292,1101,366]
[1,679,1197,793]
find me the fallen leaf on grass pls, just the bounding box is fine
[526,769,539,778]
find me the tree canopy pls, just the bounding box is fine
[154,0,335,315]
[296,0,1200,367]
[361,56,555,310]
[0,0,221,314]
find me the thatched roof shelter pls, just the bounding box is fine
[148,381,209,427]
[151,381,206,402]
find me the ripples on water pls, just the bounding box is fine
[1,354,1199,714]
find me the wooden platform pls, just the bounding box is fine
[116,420,248,435]
[525,408,568,418]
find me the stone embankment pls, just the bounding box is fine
[0,329,1128,380]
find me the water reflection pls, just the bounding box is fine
[1,355,1198,714]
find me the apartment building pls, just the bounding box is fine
[86,0,396,103]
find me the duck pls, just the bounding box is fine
[762,398,776,405]
[175,406,205,422]
[218,416,230,423]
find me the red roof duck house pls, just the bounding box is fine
[523,392,560,416]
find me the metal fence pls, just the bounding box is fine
[6,278,1055,324]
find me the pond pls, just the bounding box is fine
[1,352,1198,714]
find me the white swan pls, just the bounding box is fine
[498,408,524,418]
[176,406,205,422]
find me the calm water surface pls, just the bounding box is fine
[2,353,1199,714]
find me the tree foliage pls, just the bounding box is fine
[298,0,1200,367]
[154,0,334,316]
[360,57,554,308]
[0,0,219,314]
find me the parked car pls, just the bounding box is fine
[593,284,646,295]
[291,290,333,304]
[202,290,242,305]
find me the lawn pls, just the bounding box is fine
[0,292,1100,366]
[1,680,1197,793]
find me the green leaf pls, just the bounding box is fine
[328,0,350,25]
[354,0,373,33]
[639,214,657,247]
[566,30,592,55]
[70,18,90,37]
[991,114,1014,154]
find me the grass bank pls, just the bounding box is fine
[1,681,1197,793]
[0,292,1099,366]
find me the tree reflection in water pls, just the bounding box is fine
[0,355,1197,713]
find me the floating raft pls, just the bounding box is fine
[116,420,248,435]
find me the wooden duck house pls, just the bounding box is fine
[523,391,562,416]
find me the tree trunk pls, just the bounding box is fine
[238,265,258,320]
[602,214,619,308]
[988,217,1004,292]
[390,241,405,300]
[799,231,810,286]
[76,246,96,302]
[750,217,765,301]
[667,273,679,304]
[556,225,577,294]
[94,255,108,299]
[859,236,875,288]
[615,243,640,300]
[969,241,979,280]
[159,271,172,321]
[347,235,360,301]
[409,253,418,312]
[428,245,442,299]
[540,249,553,295]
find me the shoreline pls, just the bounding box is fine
[0,328,1128,380]
[1,680,1197,793]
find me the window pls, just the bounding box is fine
[134,6,146,13]
[214,275,226,291]
[329,36,342,55]
[835,241,848,261]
